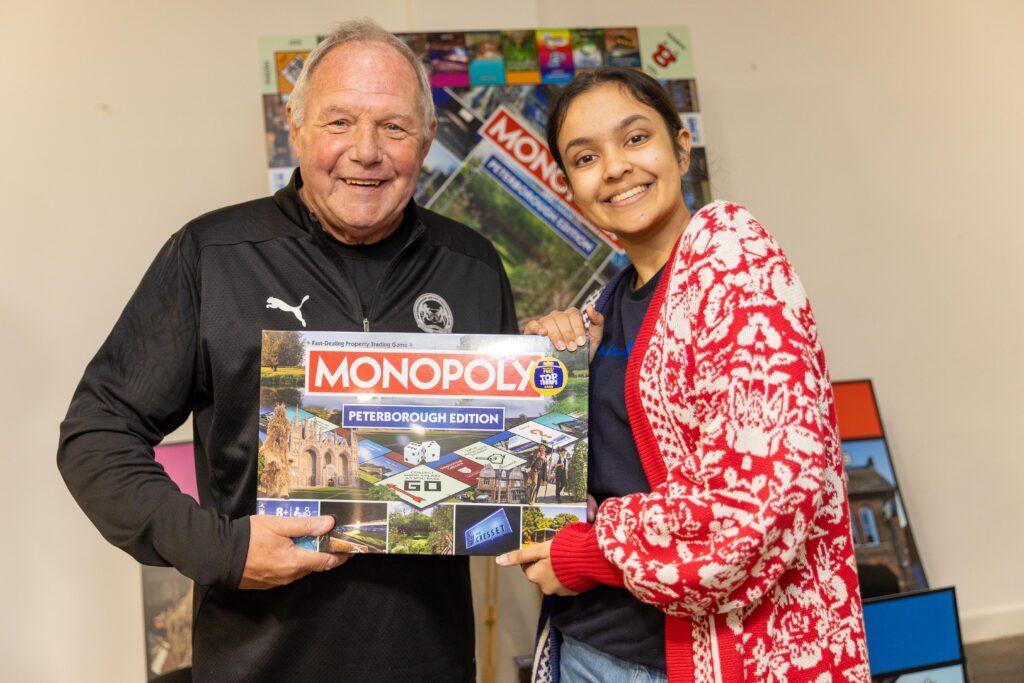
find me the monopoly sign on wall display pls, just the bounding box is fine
[257,331,589,556]
[259,26,710,323]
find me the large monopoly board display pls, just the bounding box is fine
[257,331,589,556]
[259,26,709,324]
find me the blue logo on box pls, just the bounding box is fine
[465,508,513,550]
[343,404,505,431]
[259,499,319,518]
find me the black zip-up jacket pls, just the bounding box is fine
[58,173,518,682]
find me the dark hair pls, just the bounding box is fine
[546,67,684,173]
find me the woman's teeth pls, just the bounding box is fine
[609,184,649,203]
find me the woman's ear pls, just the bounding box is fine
[676,127,693,174]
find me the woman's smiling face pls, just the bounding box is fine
[557,83,691,248]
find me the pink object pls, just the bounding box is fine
[154,442,199,502]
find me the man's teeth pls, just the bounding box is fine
[609,185,648,203]
[346,179,381,186]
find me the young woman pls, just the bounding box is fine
[497,68,870,682]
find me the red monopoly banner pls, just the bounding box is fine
[307,349,543,398]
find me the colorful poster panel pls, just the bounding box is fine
[428,32,470,88]
[257,36,320,96]
[415,138,463,205]
[536,29,574,84]
[257,35,319,191]
[603,27,641,68]
[262,95,296,169]
[683,147,711,215]
[432,88,484,159]
[663,78,700,113]
[682,113,705,147]
[467,32,505,86]
[395,32,431,74]
[638,26,695,80]
[571,29,604,71]
[502,30,541,84]
[834,380,928,597]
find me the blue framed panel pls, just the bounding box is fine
[863,587,967,679]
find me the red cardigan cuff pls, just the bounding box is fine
[550,522,625,593]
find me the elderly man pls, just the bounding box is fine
[58,19,516,683]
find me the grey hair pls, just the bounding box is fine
[288,18,435,137]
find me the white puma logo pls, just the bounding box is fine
[266,295,310,327]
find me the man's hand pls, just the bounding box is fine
[523,305,605,362]
[239,514,350,589]
[495,541,577,596]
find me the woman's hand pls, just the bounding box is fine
[524,305,605,362]
[496,541,577,596]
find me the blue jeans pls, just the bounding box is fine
[560,636,668,683]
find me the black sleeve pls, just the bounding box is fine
[496,256,520,335]
[57,231,249,588]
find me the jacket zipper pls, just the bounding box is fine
[313,211,425,333]
[363,222,426,332]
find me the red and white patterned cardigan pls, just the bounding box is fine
[546,201,870,682]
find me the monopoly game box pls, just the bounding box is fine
[257,330,588,556]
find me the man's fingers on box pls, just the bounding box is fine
[294,548,349,575]
[262,514,335,537]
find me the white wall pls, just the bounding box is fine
[2,1,1022,680]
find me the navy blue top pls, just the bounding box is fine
[551,265,666,671]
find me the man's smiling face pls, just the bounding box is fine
[289,42,435,244]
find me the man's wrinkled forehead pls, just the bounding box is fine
[311,42,414,94]
[306,43,421,114]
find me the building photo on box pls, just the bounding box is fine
[11,4,1023,683]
